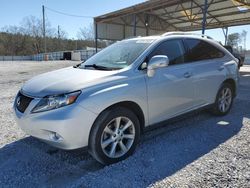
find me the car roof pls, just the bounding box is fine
[124,32,217,43]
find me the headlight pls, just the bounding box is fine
[31,91,81,113]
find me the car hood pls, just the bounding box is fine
[21,67,121,97]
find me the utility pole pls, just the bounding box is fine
[42,5,46,53]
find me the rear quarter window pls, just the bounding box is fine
[185,39,225,62]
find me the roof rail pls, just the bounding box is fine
[161,32,214,40]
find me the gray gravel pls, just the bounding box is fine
[0,61,250,187]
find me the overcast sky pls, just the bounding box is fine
[0,0,249,49]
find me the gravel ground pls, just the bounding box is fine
[0,61,249,187]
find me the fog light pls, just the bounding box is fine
[50,132,62,141]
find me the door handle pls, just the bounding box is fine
[218,65,225,71]
[184,72,192,78]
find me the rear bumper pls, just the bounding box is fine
[14,99,98,150]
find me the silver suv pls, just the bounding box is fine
[14,32,238,165]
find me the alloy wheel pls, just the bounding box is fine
[101,116,135,158]
[218,87,232,113]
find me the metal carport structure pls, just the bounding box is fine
[94,0,250,51]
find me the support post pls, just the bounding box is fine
[145,14,149,36]
[202,0,208,35]
[133,14,137,36]
[123,25,126,39]
[95,22,98,53]
[42,5,46,53]
[222,27,229,45]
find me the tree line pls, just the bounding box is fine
[0,15,248,56]
[0,16,105,56]
[227,30,247,52]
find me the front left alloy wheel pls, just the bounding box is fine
[88,107,140,165]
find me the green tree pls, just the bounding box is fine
[227,33,241,49]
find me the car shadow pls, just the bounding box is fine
[0,71,249,187]
[71,69,250,187]
[0,134,103,186]
[72,99,248,187]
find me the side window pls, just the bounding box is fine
[185,39,224,62]
[149,40,185,65]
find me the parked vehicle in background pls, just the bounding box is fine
[223,45,245,68]
[14,32,239,165]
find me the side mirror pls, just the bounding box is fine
[147,55,169,77]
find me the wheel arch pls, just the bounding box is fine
[222,78,236,97]
[106,101,145,132]
[92,101,145,134]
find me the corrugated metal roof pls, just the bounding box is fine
[94,0,250,40]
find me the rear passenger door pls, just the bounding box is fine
[184,38,226,105]
[146,39,198,125]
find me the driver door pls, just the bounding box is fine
[146,39,197,125]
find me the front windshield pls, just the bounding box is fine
[79,39,154,70]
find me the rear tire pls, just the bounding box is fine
[88,106,140,165]
[210,83,234,116]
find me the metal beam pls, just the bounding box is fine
[146,11,180,31]
[180,3,192,23]
[102,20,167,32]
[42,5,46,54]
[192,0,223,26]
[234,0,250,6]
[133,14,137,36]
[160,0,244,24]
[152,0,224,28]
[177,17,250,31]
[222,27,229,45]
[202,0,208,34]
[95,22,98,53]
[146,15,149,36]
[123,24,126,39]
[95,0,190,23]
[159,0,225,19]
[172,10,250,25]
[120,17,130,25]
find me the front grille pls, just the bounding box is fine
[16,92,34,113]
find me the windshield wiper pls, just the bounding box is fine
[73,63,81,68]
[84,64,117,70]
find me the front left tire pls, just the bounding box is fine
[88,106,140,165]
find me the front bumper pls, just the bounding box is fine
[13,96,98,150]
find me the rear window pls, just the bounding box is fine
[185,39,224,62]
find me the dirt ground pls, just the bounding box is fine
[0,61,249,187]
